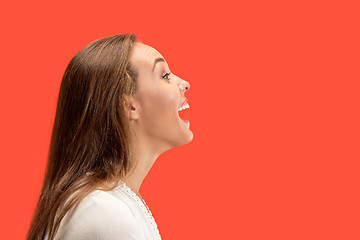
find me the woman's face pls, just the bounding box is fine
[127,42,193,152]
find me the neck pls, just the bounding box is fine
[122,143,160,198]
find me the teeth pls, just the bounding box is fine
[178,102,190,112]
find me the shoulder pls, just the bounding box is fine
[77,190,135,221]
[58,190,140,240]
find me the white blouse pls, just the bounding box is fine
[44,181,162,240]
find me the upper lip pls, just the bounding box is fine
[178,98,187,109]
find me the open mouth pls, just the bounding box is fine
[178,101,190,127]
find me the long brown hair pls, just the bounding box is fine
[26,33,140,240]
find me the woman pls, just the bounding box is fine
[26,33,192,240]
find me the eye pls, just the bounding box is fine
[161,72,171,80]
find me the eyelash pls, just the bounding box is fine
[162,72,171,80]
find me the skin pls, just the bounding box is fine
[122,42,192,198]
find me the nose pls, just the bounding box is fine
[180,80,190,93]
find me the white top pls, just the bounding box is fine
[44,181,162,240]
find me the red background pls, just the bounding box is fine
[0,0,359,239]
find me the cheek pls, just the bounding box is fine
[152,90,177,113]
[141,84,178,117]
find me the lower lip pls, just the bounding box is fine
[181,119,190,128]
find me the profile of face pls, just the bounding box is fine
[126,42,193,153]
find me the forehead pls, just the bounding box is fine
[129,43,165,68]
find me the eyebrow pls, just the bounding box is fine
[152,57,165,72]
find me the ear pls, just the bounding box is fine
[123,95,139,121]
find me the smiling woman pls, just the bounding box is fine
[26,33,192,240]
